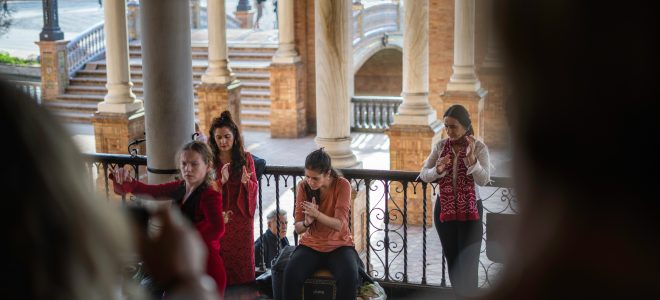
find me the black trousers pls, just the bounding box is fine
[434,198,483,296]
[282,245,358,300]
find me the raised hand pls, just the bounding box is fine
[436,155,451,174]
[110,166,133,184]
[241,165,252,184]
[465,136,477,166]
[302,196,319,226]
[222,210,233,224]
[220,163,230,184]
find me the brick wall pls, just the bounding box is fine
[428,0,454,118]
[354,49,402,96]
[295,0,315,132]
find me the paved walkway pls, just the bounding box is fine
[0,0,280,59]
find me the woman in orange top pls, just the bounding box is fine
[282,148,358,300]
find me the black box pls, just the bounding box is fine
[303,278,336,300]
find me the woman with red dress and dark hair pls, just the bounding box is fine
[208,111,258,285]
[109,141,227,297]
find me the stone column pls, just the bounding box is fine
[386,0,441,226]
[234,0,254,29]
[441,0,487,137]
[140,0,195,183]
[269,0,305,138]
[197,0,241,135]
[92,0,145,155]
[314,0,359,168]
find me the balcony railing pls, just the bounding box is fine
[351,96,402,132]
[353,2,400,45]
[82,153,516,290]
[11,80,42,104]
[66,21,106,77]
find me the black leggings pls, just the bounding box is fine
[434,198,483,296]
[282,245,358,300]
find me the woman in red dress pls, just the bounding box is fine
[109,141,227,297]
[208,111,258,285]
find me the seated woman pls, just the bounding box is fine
[110,141,227,296]
[282,149,358,300]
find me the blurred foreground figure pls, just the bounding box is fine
[484,0,659,299]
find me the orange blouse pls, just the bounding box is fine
[295,177,354,252]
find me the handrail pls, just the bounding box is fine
[66,21,106,77]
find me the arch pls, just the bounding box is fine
[353,33,402,75]
[354,48,403,96]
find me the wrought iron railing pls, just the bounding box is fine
[66,21,105,77]
[83,152,516,290]
[351,96,402,132]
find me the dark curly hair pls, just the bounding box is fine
[207,110,246,173]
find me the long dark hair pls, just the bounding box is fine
[303,148,340,202]
[443,104,474,136]
[207,111,246,173]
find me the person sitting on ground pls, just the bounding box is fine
[282,148,359,300]
[255,208,290,269]
[1,80,220,300]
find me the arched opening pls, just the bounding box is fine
[353,49,402,96]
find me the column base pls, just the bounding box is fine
[479,66,509,149]
[386,122,442,226]
[440,88,487,138]
[196,80,242,135]
[92,109,146,155]
[270,62,306,138]
[314,137,361,169]
[97,100,143,114]
[234,10,255,29]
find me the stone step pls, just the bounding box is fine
[240,99,271,110]
[129,44,278,53]
[65,85,146,96]
[56,93,106,102]
[51,110,94,123]
[240,119,271,132]
[68,77,143,87]
[240,108,270,119]
[129,51,275,61]
[240,80,271,90]
[241,89,271,99]
[233,71,271,81]
[44,99,100,113]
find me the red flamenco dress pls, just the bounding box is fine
[217,152,258,285]
[111,177,227,296]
